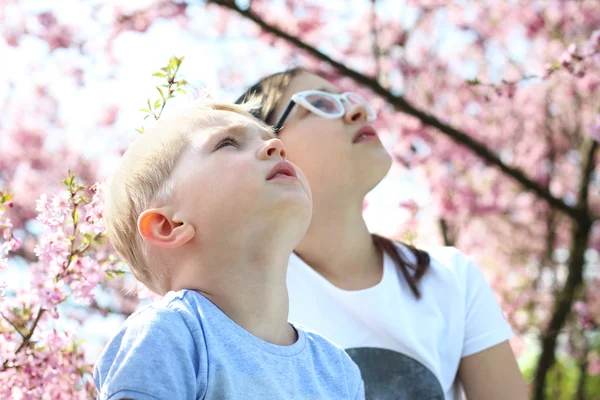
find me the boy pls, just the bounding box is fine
[94,101,365,400]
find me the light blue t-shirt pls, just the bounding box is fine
[94,289,364,400]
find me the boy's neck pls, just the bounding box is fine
[171,240,297,346]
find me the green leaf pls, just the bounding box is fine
[139,108,150,113]
[136,127,145,134]
[144,115,150,120]
[169,57,177,70]
[0,193,14,204]
[156,86,165,101]
[178,79,188,85]
[177,88,186,93]
[154,99,161,109]
[73,210,79,224]
[161,67,168,72]
[147,98,152,109]
[153,72,165,78]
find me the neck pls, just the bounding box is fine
[171,235,297,346]
[294,194,382,289]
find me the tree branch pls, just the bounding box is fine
[12,245,37,262]
[86,299,134,318]
[439,218,454,246]
[533,138,598,400]
[575,328,590,400]
[578,139,598,211]
[15,307,45,354]
[209,0,584,221]
[370,0,381,82]
[0,311,26,339]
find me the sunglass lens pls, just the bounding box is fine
[305,93,342,114]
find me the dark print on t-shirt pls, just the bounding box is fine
[346,347,444,400]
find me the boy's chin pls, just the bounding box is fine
[268,200,312,230]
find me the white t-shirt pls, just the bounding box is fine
[287,244,513,400]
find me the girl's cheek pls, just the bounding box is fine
[294,107,310,119]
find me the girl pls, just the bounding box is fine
[236,68,527,400]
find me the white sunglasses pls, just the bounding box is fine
[273,90,376,132]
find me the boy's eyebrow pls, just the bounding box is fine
[210,121,275,140]
[212,123,249,137]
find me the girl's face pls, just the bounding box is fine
[272,72,392,202]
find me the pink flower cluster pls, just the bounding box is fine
[0,181,119,397]
[0,199,21,299]
[0,327,95,399]
[549,29,600,79]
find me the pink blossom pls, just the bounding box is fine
[97,106,119,127]
[33,227,71,266]
[584,29,600,57]
[80,182,106,236]
[36,193,72,229]
[589,356,600,376]
[37,11,58,29]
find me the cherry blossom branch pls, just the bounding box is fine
[14,307,44,355]
[86,299,134,318]
[370,0,381,82]
[208,0,585,222]
[137,56,187,134]
[438,218,455,246]
[579,139,598,211]
[533,137,598,400]
[466,48,600,90]
[0,310,26,339]
[575,330,590,400]
[12,246,37,263]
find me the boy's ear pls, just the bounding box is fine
[138,208,195,249]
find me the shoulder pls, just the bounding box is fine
[124,289,202,333]
[98,289,209,364]
[94,294,207,399]
[297,325,363,395]
[397,243,480,286]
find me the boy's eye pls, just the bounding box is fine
[215,136,239,150]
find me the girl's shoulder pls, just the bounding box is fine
[395,243,487,293]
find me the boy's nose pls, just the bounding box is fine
[259,138,287,160]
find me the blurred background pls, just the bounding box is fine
[0,0,599,398]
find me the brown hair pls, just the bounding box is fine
[236,69,431,298]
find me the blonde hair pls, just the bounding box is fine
[104,100,270,294]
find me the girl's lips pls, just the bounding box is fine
[352,126,379,143]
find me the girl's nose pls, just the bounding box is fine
[344,102,368,124]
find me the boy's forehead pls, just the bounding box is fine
[185,110,275,142]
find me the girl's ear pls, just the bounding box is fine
[138,208,195,249]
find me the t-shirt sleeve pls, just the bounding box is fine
[353,378,366,400]
[94,307,205,400]
[343,349,365,400]
[461,256,514,358]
